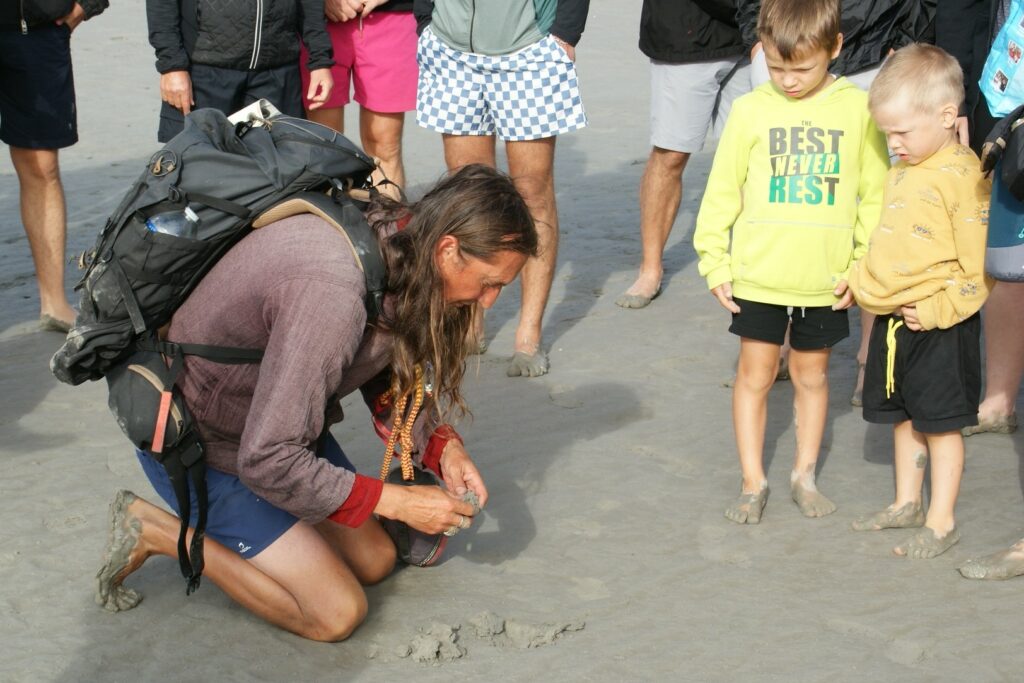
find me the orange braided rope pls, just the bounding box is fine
[378,365,425,482]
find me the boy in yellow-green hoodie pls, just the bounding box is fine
[848,44,992,559]
[693,0,889,525]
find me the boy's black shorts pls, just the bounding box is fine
[729,297,849,350]
[862,313,981,433]
[0,24,78,149]
[158,63,304,142]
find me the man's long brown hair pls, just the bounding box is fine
[370,164,538,420]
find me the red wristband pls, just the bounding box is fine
[328,474,384,527]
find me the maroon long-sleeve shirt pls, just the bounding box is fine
[167,214,439,526]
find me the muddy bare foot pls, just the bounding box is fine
[95,490,146,612]
[725,482,769,524]
[893,526,959,559]
[790,471,836,518]
[958,539,1024,580]
[507,350,548,378]
[851,501,925,531]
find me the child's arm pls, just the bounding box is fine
[693,98,753,308]
[851,114,890,266]
[912,176,993,330]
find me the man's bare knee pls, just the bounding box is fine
[649,147,689,175]
[360,541,397,585]
[11,147,61,185]
[306,594,368,642]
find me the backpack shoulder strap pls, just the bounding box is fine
[253,192,386,320]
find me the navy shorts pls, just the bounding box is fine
[729,297,849,349]
[0,24,77,149]
[862,313,982,433]
[137,434,355,559]
[158,62,304,142]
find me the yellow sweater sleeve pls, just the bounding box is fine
[915,175,993,330]
[693,100,751,291]
[849,115,890,271]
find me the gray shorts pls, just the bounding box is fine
[649,57,751,153]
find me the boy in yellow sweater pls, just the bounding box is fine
[848,44,992,559]
[694,0,889,524]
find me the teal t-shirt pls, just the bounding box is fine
[430,0,544,55]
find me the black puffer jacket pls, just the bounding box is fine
[1,0,108,29]
[640,0,759,63]
[737,1,936,74]
[147,0,333,74]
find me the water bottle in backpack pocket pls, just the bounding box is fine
[987,164,1024,281]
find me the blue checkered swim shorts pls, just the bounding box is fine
[416,26,587,141]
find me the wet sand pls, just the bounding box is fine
[2,2,1024,680]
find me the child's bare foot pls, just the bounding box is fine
[790,470,836,518]
[958,539,1024,580]
[893,525,959,559]
[725,482,769,524]
[95,490,148,612]
[851,501,925,531]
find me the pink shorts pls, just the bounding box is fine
[299,10,418,113]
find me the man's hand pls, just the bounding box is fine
[376,483,477,535]
[552,34,576,61]
[160,71,194,114]
[832,280,855,310]
[55,2,86,31]
[711,282,741,314]
[306,68,333,110]
[439,439,488,509]
[900,304,922,331]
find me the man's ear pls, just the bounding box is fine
[434,234,461,266]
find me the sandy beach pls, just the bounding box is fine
[3,1,1024,680]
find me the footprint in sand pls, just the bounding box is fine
[697,525,752,567]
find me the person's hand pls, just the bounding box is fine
[899,304,922,331]
[357,0,388,16]
[832,280,855,310]
[376,482,477,535]
[439,439,489,509]
[750,40,762,61]
[552,34,576,61]
[55,2,85,31]
[711,282,741,314]
[954,116,970,146]
[306,68,333,110]
[328,0,362,21]
[160,71,194,114]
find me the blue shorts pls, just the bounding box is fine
[137,435,355,559]
[416,26,587,141]
[0,24,78,149]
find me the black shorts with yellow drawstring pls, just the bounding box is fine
[862,313,981,433]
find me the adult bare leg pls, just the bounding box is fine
[9,146,76,329]
[788,348,836,517]
[307,106,345,133]
[360,108,406,193]
[442,133,498,352]
[851,309,875,406]
[505,137,558,377]
[617,147,688,308]
[964,281,1024,435]
[97,491,394,641]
